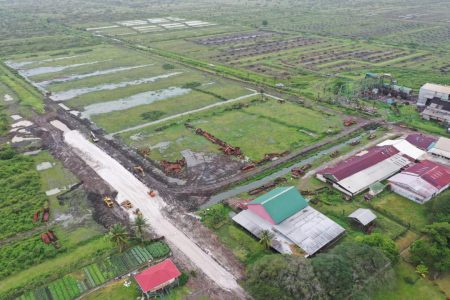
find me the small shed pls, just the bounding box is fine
[368,182,386,197]
[348,208,377,232]
[134,259,181,296]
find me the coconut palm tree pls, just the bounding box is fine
[133,214,148,242]
[259,230,272,250]
[415,264,428,278]
[107,224,128,252]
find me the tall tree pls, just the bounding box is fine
[106,224,128,252]
[133,214,148,242]
[356,233,399,263]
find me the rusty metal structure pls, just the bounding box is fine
[160,158,186,174]
[195,128,242,156]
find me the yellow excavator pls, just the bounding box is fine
[103,196,114,208]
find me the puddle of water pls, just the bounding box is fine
[6,55,87,69]
[82,86,191,118]
[19,60,108,77]
[11,120,33,128]
[24,149,42,156]
[51,72,181,101]
[37,64,154,88]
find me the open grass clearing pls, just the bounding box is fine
[370,191,428,230]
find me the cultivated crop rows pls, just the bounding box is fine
[194,31,282,45]
[17,242,171,300]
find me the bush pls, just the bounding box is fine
[178,272,189,286]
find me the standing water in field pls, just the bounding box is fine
[51,72,182,101]
[18,60,110,77]
[5,54,87,69]
[36,64,154,88]
[82,86,191,118]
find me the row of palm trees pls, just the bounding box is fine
[106,215,149,252]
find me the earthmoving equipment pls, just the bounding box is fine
[103,196,114,208]
[148,190,157,198]
[133,208,142,216]
[350,140,361,146]
[160,158,186,174]
[249,177,287,195]
[90,131,99,143]
[121,200,133,209]
[138,147,151,157]
[134,165,145,176]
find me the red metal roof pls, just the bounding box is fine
[404,160,450,189]
[405,134,436,150]
[318,145,400,181]
[134,259,181,293]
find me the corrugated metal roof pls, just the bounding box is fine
[402,160,450,190]
[389,173,437,199]
[377,139,425,160]
[336,153,412,195]
[405,134,437,150]
[232,206,345,256]
[430,137,450,154]
[348,208,377,226]
[421,83,450,95]
[318,145,399,181]
[249,187,308,224]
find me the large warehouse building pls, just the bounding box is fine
[232,187,345,256]
[389,160,450,204]
[417,83,450,107]
[317,145,414,196]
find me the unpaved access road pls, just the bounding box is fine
[57,126,243,295]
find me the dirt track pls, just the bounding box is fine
[57,127,244,296]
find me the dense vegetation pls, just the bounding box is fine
[0,146,47,239]
[245,242,394,300]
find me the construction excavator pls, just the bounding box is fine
[103,196,114,208]
[134,165,144,176]
[120,200,133,210]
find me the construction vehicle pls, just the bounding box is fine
[134,165,144,176]
[90,131,99,143]
[148,190,157,197]
[368,133,377,140]
[291,164,312,178]
[133,208,142,216]
[349,140,361,146]
[121,200,133,209]
[103,196,114,208]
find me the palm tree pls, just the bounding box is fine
[415,264,428,278]
[259,230,272,250]
[107,224,128,252]
[133,214,148,242]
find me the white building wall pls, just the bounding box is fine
[418,86,450,106]
[390,184,430,204]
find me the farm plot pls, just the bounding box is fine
[16,242,171,300]
[119,97,343,162]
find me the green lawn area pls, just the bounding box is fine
[199,204,271,266]
[373,261,446,300]
[370,191,428,230]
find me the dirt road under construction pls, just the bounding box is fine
[51,122,244,296]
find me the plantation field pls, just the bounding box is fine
[16,242,171,300]
[119,97,343,162]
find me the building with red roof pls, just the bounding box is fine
[405,134,437,150]
[134,259,181,295]
[389,160,450,204]
[317,145,413,196]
